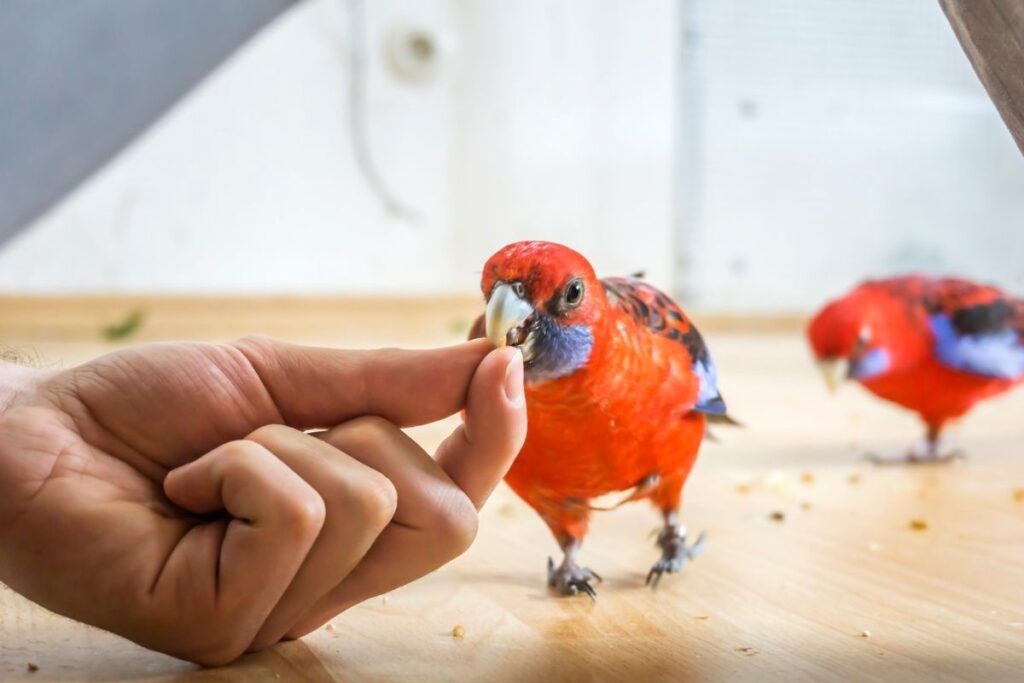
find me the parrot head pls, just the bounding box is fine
[807,285,929,391]
[481,241,606,383]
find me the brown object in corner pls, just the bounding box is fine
[940,0,1024,155]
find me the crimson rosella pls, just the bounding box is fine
[808,276,1024,462]
[470,241,734,597]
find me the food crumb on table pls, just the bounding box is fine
[27,662,39,673]
[909,519,929,531]
[452,625,466,639]
[769,510,786,523]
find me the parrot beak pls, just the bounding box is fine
[817,358,849,393]
[485,282,535,348]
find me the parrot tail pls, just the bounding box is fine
[706,412,743,428]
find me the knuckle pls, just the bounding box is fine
[189,642,248,668]
[349,470,397,527]
[231,334,277,358]
[178,626,251,667]
[333,414,393,448]
[281,489,327,537]
[218,439,263,462]
[189,645,244,668]
[246,423,290,444]
[428,491,479,556]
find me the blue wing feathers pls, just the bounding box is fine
[930,313,1024,379]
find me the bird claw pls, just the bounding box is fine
[646,530,706,589]
[547,556,601,600]
[864,448,967,466]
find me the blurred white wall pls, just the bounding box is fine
[678,0,1024,311]
[0,0,677,295]
[0,0,1021,310]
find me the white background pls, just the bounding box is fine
[0,0,1021,311]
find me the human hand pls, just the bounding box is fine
[0,337,525,666]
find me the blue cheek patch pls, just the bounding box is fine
[525,322,594,381]
[850,347,890,380]
[930,313,1024,379]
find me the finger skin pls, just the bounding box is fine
[435,347,527,509]
[285,416,466,636]
[287,347,527,635]
[241,425,397,651]
[0,340,515,667]
[233,337,493,430]
[53,339,493,472]
[161,440,325,659]
[319,416,467,540]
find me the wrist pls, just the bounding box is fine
[0,361,42,416]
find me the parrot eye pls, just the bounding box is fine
[852,326,872,356]
[511,281,526,298]
[564,279,585,308]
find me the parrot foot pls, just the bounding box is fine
[646,528,707,588]
[547,556,601,600]
[866,427,965,465]
[864,446,967,466]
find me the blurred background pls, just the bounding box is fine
[4,7,1024,679]
[0,0,1022,312]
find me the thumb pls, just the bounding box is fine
[434,347,528,509]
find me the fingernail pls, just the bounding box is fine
[504,350,525,407]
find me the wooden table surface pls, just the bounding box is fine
[1,299,1023,682]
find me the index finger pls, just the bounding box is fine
[233,337,493,430]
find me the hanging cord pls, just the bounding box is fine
[345,0,419,222]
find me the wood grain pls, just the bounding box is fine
[1,298,1022,682]
[941,0,1024,155]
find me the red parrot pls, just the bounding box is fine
[808,276,1024,463]
[470,241,734,597]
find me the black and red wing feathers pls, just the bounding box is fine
[868,276,1024,342]
[601,277,708,363]
[601,277,734,421]
[867,276,1024,379]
